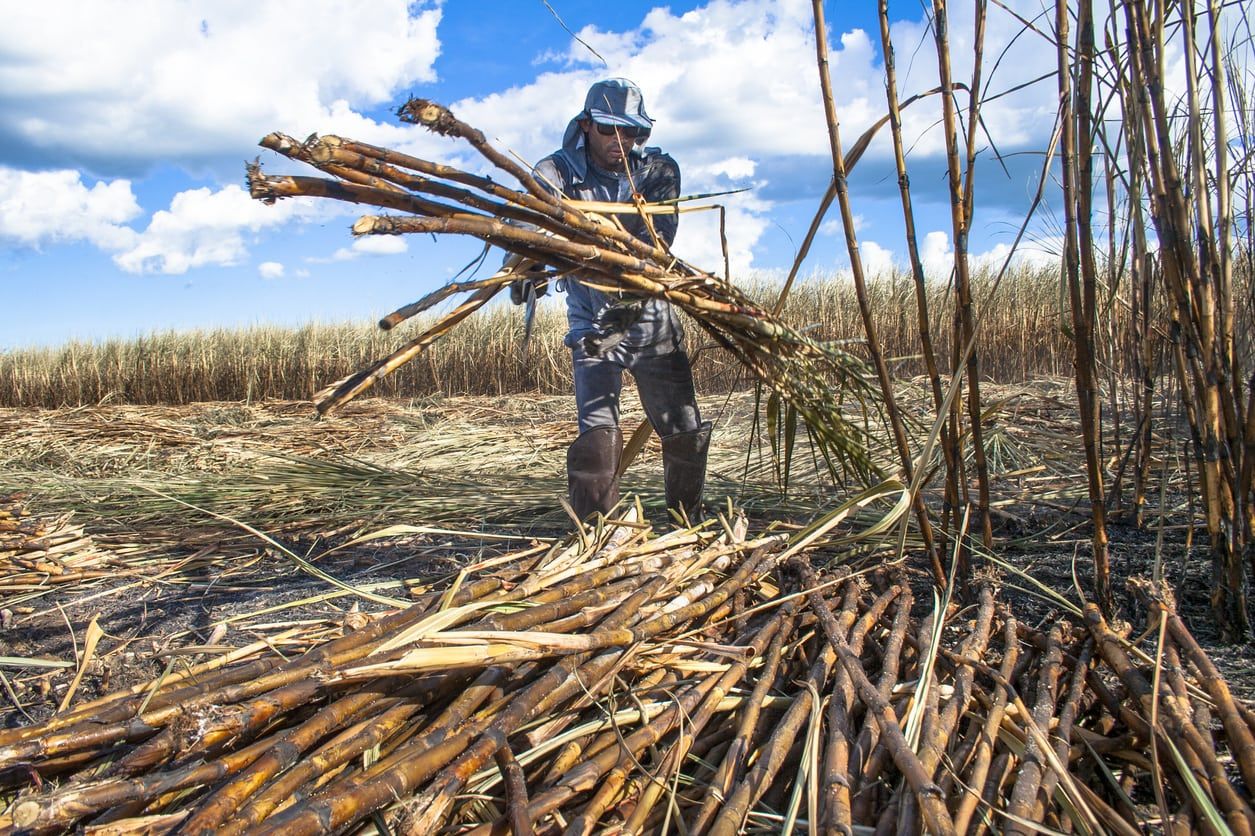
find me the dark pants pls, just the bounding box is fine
[572,344,702,437]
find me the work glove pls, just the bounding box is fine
[509,264,550,305]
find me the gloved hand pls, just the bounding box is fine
[509,264,550,305]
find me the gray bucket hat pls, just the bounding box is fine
[581,78,654,132]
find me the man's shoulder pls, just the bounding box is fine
[636,148,680,189]
[535,151,577,187]
[639,147,678,171]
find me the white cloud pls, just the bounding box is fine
[352,235,408,256]
[258,261,285,279]
[0,1,444,172]
[821,214,867,237]
[916,228,1062,277]
[442,0,1070,277]
[858,240,897,277]
[0,0,1093,280]
[0,168,140,250]
[312,234,410,263]
[114,185,330,274]
[922,231,952,277]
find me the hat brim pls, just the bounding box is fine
[587,111,654,132]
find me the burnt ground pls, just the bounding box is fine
[3,381,1254,728]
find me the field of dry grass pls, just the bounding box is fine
[0,266,1091,408]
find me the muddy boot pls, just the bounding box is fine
[662,421,712,523]
[567,426,623,523]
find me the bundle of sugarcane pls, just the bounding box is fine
[0,496,126,595]
[245,98,877,475]
[3,507,1253,834]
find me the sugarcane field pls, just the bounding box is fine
[3,0,1255,834]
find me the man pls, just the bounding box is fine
[510,78,711,524]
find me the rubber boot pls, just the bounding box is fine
[661,421,712,522]
[567,426,622,523]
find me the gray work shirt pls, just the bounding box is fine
[533,127,686,356]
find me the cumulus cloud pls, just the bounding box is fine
[858,240,897,277]
[258,261,285,279]
[446,0,1069,277]
[0,167,141,250]
[311,234,410,263]
[916,229,1062,277]
[0,0,1084,280]
[114,185,332,274]
[0,1,444,174]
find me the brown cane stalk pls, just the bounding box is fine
[252,578,664,836]
[1122,0,1249,639]
[180,676,449,833]
[5,734,278,832]
[1085,601,1254,834]
[1036,639,1094,823]
[794,561,956,836]
[1133,578,1255,792]
[567,608,796,835]
[953,614,1021,835]
[877,0,959,559]
[366,575,670,834]
[908,585,996,831]
[822,585,908,834]
[687,586,802,834]
[932,0,995,563]
[1004,623,1065,834]
[848,586,913,807]
[496,745,535,836]
[703,586,863,836]
[1058,0,1114,615]
[810,0,945,588]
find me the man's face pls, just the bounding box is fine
[582,119,644,172]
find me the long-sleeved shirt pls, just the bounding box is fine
[534,129,686,356]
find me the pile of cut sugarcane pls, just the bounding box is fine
[245,98,875,475]
[2,509,1253,835]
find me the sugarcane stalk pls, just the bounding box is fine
[569,607,796,836]
[351,576,669,835]
[824,584,906,834]
[1085,602,1254,835]
[1057,0,1114,615]
[794,561,956,836]
[687,583,802,834]
[397,98,563,211]
[224,699,427,832]
[848,586,913,821]
[6,734,277,832]
[315,282,502,414]
[305,135,682,269]
[696,598,852,836]
[809,0,944,588]
[1004,623,1066,834]
[900,586,995,834]
[378,265,518,331]
[1134,578,1255,792]
[953,614,1021,835]
[931,0,995,561]
[495,745,535,836]
[875,0,957,555]
[181,676,448,833]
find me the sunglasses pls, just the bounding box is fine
[593,122,647,139]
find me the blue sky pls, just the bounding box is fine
[0,0,1072,350]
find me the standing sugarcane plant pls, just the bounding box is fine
[1114,0,1252,639]
[810,0,947,588]
[1057,0,1114,614]
[931,0,997,577]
